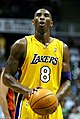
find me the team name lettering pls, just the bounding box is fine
[31,54,58,65]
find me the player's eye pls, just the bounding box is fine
[36,13,41,17]
[44,13,49,17]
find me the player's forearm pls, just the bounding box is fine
[56,80,71,102]
[3,73,31,96]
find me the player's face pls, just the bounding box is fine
[32,9,53,34]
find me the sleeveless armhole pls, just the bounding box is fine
[59,40,64,72]
[54,38,64,70]
[60,40,64,63]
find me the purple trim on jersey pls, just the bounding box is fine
[15,94,23,119]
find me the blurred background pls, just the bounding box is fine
[0,0,80,119]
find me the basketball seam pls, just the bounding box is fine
[33,102,57,115]
[31,93,54,108]
[33,101,57,109]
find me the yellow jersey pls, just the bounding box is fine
[20,35,63,94]
[15,35,64,119]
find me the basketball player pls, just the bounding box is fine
[3,8,71,119]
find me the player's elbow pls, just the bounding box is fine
[2,72,10,87]
[2,73,7,86]
[1,70,6,86]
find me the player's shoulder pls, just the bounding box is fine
[52,37,69,53]
[52,37,63,43]
[11,37,26,50]
[52,37,64,47]
[10,37,27,58]
[53,37,69,47]
[63,43,69,51]
[14,37,26,45]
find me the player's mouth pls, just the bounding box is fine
[39,21,45,27]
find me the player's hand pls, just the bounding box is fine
[50,106,57,114]
[24,88,38,100]
[31,86,43,94]
[50,98,59,114]
[30,86,43,95]
[56,94,61,103]
[24,86,43,100]
[36,86,43,89]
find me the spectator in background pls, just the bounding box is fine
[0,36,6,73]
[0,70,11,119]
[68,105,80,119]
[0,36,11,119]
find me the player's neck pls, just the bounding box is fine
[34,31,51,45]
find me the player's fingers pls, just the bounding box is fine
[50,107,57,114]
[33,88,38,91]
[26,89,33,99]
[36,86,43,89]
[30,87,43,96]
[32,86,43,93]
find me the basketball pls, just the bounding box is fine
[29,88,58,115]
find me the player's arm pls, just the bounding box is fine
[56,43,71,102]
[3,38,32,97]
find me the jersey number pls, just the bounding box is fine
[40,66,51,82]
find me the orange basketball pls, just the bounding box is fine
[29,88,58,115]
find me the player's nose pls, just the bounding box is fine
[40,14,45,20]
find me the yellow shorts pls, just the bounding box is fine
[15,94,63,119]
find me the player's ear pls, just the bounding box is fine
[50,20,53,27]
[32,19,35,25]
